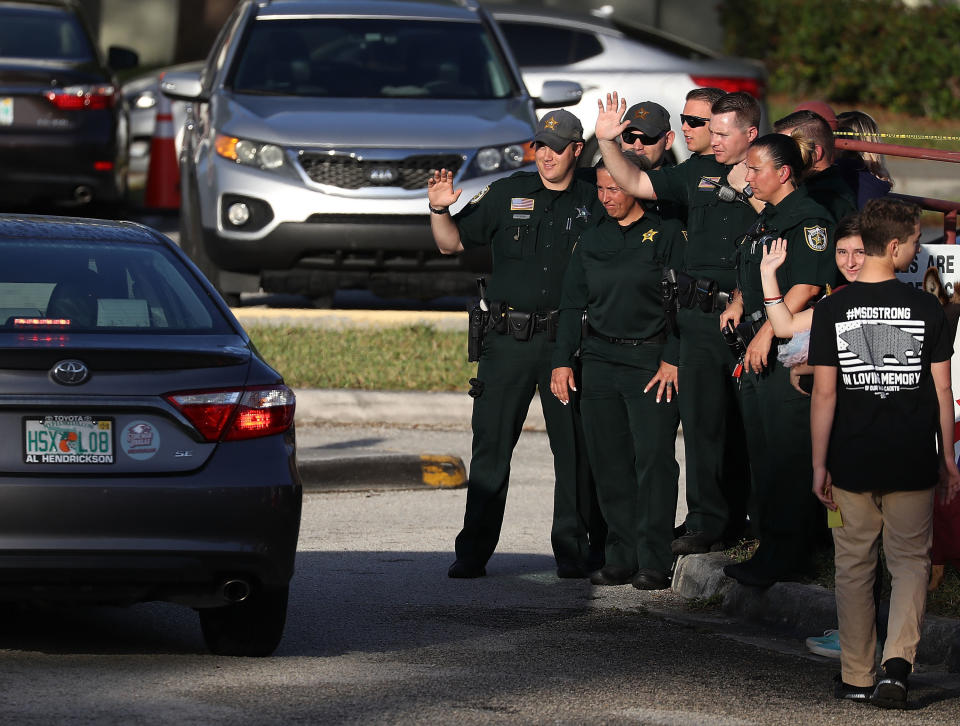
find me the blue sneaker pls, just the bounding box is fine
[806,629,841,659]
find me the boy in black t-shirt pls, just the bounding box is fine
[809,198,960,708]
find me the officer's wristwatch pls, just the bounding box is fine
[429,205,450,215]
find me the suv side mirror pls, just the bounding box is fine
[534,81,583,109]
[161,70,206,103]
[108,46,139,72]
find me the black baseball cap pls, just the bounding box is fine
[622,102,671,137]
[533,110,584,152]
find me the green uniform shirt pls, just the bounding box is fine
[647,154,758,292]
[553,209,684,368]
[737,186,836,316]
[804,164,857,223]
[455,170,602,312]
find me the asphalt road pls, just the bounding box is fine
[0,421,956,724]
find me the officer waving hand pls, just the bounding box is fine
[428,110,606,580]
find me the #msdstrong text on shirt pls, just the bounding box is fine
[835,306,924,398]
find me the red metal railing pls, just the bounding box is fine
[836,137,960,243]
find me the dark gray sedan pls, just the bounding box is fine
[0,215,301,656]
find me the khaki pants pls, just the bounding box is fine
[832,487,934,687]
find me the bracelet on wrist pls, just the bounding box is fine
[763,295,783,302]
[763,297,784,307]
[429,205,450,215]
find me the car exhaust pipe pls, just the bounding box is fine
[73,185,94,205]
[221,579,251,603]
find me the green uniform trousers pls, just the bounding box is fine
[676,307,750,541]
[455,331,600,569]
[579,348,679,574]
[737,359,823,575]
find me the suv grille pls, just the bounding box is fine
[298,153,464,190]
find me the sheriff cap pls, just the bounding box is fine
[534,109,584,152]
[623,101,671,137]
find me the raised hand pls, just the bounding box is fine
[427,168,462,209]
[760,238,788,276]
[595,92,629,142]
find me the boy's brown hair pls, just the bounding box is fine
[860,197,920,256]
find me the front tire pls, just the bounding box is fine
[199,584,289,657]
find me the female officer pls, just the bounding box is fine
[720,133,837,588]
[550,153,684,590]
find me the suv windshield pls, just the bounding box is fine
[0,240,232,333]
[0,9,93,61]
[230,18,516,99]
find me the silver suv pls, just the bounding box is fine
[162,0,580,302]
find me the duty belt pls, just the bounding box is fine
[588,327,667,346]
[489,303,558,342]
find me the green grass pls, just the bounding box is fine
[247,324,475,391]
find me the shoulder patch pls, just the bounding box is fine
[469,185,490,205]
[805,225,828,252]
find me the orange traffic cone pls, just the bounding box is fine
[144,76,181,209]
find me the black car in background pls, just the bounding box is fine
[0,0,138,207]
[0,214,302,656]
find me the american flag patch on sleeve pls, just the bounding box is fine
[698,177,722,190]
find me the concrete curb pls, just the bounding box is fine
[672,552,960,671]
[297,451,466,492]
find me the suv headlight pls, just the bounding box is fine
[467,140,536,177]
[215,134,288,172]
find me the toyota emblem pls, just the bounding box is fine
[51,359,90,386]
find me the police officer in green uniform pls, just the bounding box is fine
[551,155,684,589]
[773,110,857,224]
[428,110,604,579]
[719,133,836,587]
[594,91,761,554]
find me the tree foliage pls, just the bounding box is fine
[720,0,960,119]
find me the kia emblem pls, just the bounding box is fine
[51,359,89,386]
[368,167,398,184]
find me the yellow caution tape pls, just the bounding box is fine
[419,455,467,488]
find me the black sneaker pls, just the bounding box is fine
[833,675,872,703]
[871,657,909,709]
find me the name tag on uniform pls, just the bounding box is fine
[698,177,721,190]
[511,197,535,211]
[512,213,530,220]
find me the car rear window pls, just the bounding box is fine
[229,18,517,99]
[498,22,604,66]
[0,9,94,61]
[0,240,233,333]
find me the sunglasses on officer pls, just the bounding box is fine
[621,129,665,145]
[680,114,710,128]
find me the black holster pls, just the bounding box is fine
[467,304,488,362]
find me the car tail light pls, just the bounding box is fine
[44,84,117,110]
[690,76,766,100]
[166,385,296,442]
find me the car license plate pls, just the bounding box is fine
[0,98,12,126]
[24,416,114,464]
